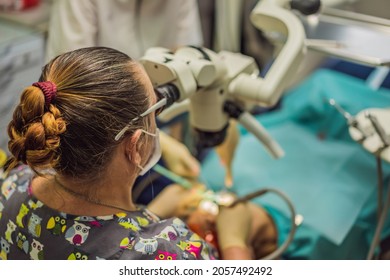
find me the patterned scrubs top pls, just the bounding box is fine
[0,165,218,260]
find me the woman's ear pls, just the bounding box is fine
[126,129,143,166]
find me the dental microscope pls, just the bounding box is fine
[140,0,322,158]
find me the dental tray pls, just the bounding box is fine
[302,8,390,67]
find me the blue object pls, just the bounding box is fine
[322,59,390,89]
[153,163,193,189]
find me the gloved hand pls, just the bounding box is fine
[216,202,252,259]
[159,130,200,178]
[215,120,240,188]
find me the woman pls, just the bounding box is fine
[0,47,276,260]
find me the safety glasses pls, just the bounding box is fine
[114,92,167,141]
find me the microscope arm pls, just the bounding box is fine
[229,0,306,106]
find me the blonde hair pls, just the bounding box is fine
[7,47,149,179]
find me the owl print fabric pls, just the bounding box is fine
[0,165,218,260]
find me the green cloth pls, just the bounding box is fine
[201,69,390,259]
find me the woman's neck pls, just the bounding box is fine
[31,151,139,216]
[54,172,137,213]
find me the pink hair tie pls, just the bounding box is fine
[32,81,57,108]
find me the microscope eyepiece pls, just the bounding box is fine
[155,84,180,107]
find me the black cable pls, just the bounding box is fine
[377,156,383,222]
[367,177,390,260]
[132,172,162,203]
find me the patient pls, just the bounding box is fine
[148,120,278,259]
[0,47,276,260]
[148,182,278,259]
